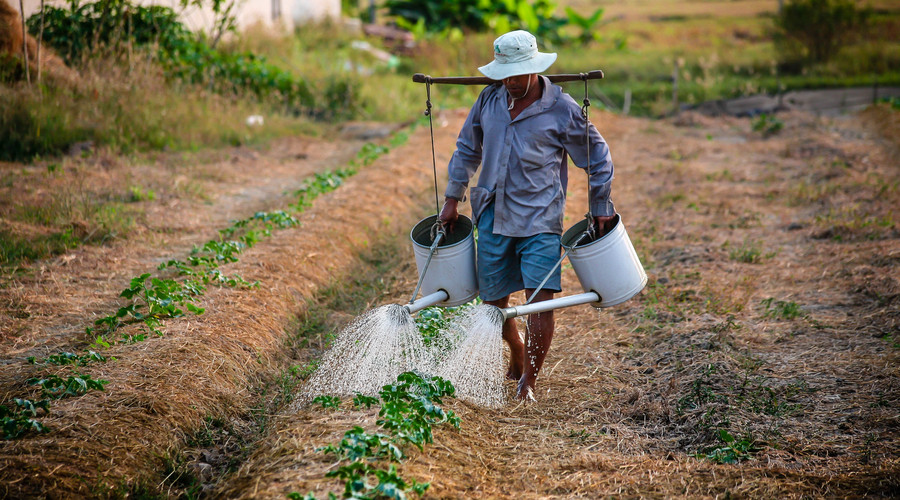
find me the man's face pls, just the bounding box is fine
[502,74,534,99]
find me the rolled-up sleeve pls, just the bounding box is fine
[563,105,615,217]
[445,92,487,201]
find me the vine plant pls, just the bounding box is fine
[295,371,460,500]
[2,136,404,441]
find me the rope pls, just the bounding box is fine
[581,73,597,240]
[425,78,440,217]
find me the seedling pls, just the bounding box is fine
[311,372,459,499]
[415,300,479,345]
[27,351,107,366]
[692,429,760,464]
[312,395,341,410]
[760,297,805,320]
[1,398,50,440]
[751,113,784,137]
[353,394,380,409]
[27,373,109,399]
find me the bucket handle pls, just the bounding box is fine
[525,227,593,305]
[408,225,446,304]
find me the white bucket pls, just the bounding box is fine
[561,215,647,308]
[410,215,478,307]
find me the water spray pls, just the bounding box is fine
[302,70,647,407]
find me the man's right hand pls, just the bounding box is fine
[439,198,459,233]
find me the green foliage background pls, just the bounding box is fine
[0,0,897,162]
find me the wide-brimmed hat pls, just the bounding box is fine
[478,30,557,81]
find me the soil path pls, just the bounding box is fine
[0,127,395,357]
[1,105,898,498]
[0,119,437,496]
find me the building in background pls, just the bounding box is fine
[19,0,341,34]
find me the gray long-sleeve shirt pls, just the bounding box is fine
[444,75,615,237]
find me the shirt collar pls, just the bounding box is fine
[504,75,558,122]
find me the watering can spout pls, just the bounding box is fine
[403,289,450,315]
[500,291,601,321]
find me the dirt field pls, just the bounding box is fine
[1,102,898,498]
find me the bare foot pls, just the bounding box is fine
[515,385,536,402]
[506,365,522,381]
[515,377,536,401]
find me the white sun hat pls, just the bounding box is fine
[478,30,557,81]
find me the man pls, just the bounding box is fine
[439,30,617,401]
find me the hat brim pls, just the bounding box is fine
[478,52,557,81]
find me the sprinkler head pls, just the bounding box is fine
[388,303,413,324]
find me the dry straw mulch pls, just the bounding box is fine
[214,108,898,499]
[2,104,898,498]
[0,116,462,497]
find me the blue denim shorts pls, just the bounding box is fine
[476,203,562,301]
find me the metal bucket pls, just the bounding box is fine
[561,215,647,308]
[410,215,478,307]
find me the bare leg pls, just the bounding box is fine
[517,289,555,400]
[484,295,524,381]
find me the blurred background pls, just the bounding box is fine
[2,0,898,162]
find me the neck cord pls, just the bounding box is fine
[508,75,534,111]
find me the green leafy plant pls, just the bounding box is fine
[692,429,760,464]
[376,372,459,451]
[92,273,206,336]
[312,395,342,410]
[415,300,478,345]
[774,0,872,65]
[292,168,358,211]
[1,399,51,440]
[290,361,320,381]
[751,113,784,137]
[384,0,565,41]
[564,7,605,45]
[727,239,776,263]
[27,373,109,399]
[760,297,806,320]
[29,0,314,109]
[310,372,459,500]
[27,351,107,366]
[353,394,380,409]
[128,186,156,202]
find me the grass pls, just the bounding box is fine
[3,2,897,270]
[726,239,776,264]
[1,55,310,161]
[4,2,897,164]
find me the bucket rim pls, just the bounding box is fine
[561,214,622,250]
[410,214,474,249]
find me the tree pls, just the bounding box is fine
[774,0,871,64]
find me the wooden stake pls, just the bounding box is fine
[18,0,30,84]
[672,60,679,115]
[37,0,44,84]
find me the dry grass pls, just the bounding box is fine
[1,104,898,498]
[0,118,451,496]
[208,108,898,498]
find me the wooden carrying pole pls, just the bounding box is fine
[412,70,604,85]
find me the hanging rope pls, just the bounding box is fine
[581,73,598,240]
[424,78,441,218]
